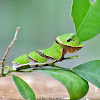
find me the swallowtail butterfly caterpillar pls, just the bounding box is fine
[12,33,83,69]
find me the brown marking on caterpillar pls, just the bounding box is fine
[63,45,82,55]
[36,50,57,65]
[12,61,29,69]
[55,39,83,61]
[36,50,56,60]
[28,53,38,62]
[58,45,82,61]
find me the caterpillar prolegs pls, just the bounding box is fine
[12,33,84,69]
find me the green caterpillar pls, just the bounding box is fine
[12,33,84,70]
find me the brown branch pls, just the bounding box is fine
[2,27,20,67]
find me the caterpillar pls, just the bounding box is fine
[12,33,84,70]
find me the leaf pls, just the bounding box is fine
[12,75,35,100]
[71,0,100,42]
[38,69,89,100]
[71,0,90,32]
[72,60,100,88]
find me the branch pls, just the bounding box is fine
[2,27,20,67]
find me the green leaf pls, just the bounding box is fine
[71,0,100,42]
[71,0,90,32]
[38,69,89,100]
[12,75,35,100]
[72,60,100,88]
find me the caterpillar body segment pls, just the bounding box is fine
[12,33,84,70]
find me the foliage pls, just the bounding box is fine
[0,0,100,100]
[38,69,89,100]
[72,60,100,88]
[12,75,35,100]
[72,0,100,42]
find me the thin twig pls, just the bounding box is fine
[2,27,20,67]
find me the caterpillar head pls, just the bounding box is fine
[56,33,84,53]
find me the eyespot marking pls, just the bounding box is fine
[67,39,72,42]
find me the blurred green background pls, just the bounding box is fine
[0,0,100,68]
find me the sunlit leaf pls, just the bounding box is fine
[38,69,89,100]
[72,60,100,88]
[72,0,100,41]
[12,75,35,100]
[71,0,90,32]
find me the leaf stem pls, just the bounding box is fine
[63,55,78,60]
[52,65,72,71]
[0,66,16,76]
[4,69,16,76]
